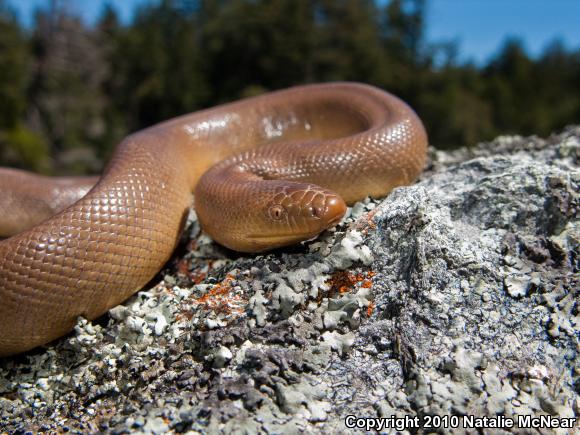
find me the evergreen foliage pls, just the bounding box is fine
[0,0,578,173]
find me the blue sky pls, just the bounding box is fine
[6,0,580,65]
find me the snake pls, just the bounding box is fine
[0,83,427,357]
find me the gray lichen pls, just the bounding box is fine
[1,126,578,434]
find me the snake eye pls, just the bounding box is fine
[309,206,319,218]
[269,205,284,220]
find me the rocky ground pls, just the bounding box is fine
[1,127,578,434]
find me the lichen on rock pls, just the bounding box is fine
[1,127,578,434]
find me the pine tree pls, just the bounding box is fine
[0,1,49,172]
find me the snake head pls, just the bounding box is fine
[194,170,347,253]
[243,183,346,252]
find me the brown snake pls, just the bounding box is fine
[0,83,427,356]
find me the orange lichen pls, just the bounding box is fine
[175,311,194,322]
[365,208,379,228]
[177,259,190,275]
[366,301,375,317]
[324,270,376,297]
[189,270,208,285]
[353,208,379,235]
[176,273,248,323]
[191,274,246,317]
[325,271,359,295]
[361,279,372,289]
[176,258,212,285]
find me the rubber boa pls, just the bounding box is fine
[0,82,427,356]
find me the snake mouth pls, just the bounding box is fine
[246,232,313,242]
[326,213,344,228]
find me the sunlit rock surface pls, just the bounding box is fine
[1,127,578,434]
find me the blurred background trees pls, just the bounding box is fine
[0,0,579,174]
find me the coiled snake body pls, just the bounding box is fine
[0,83,427,356]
